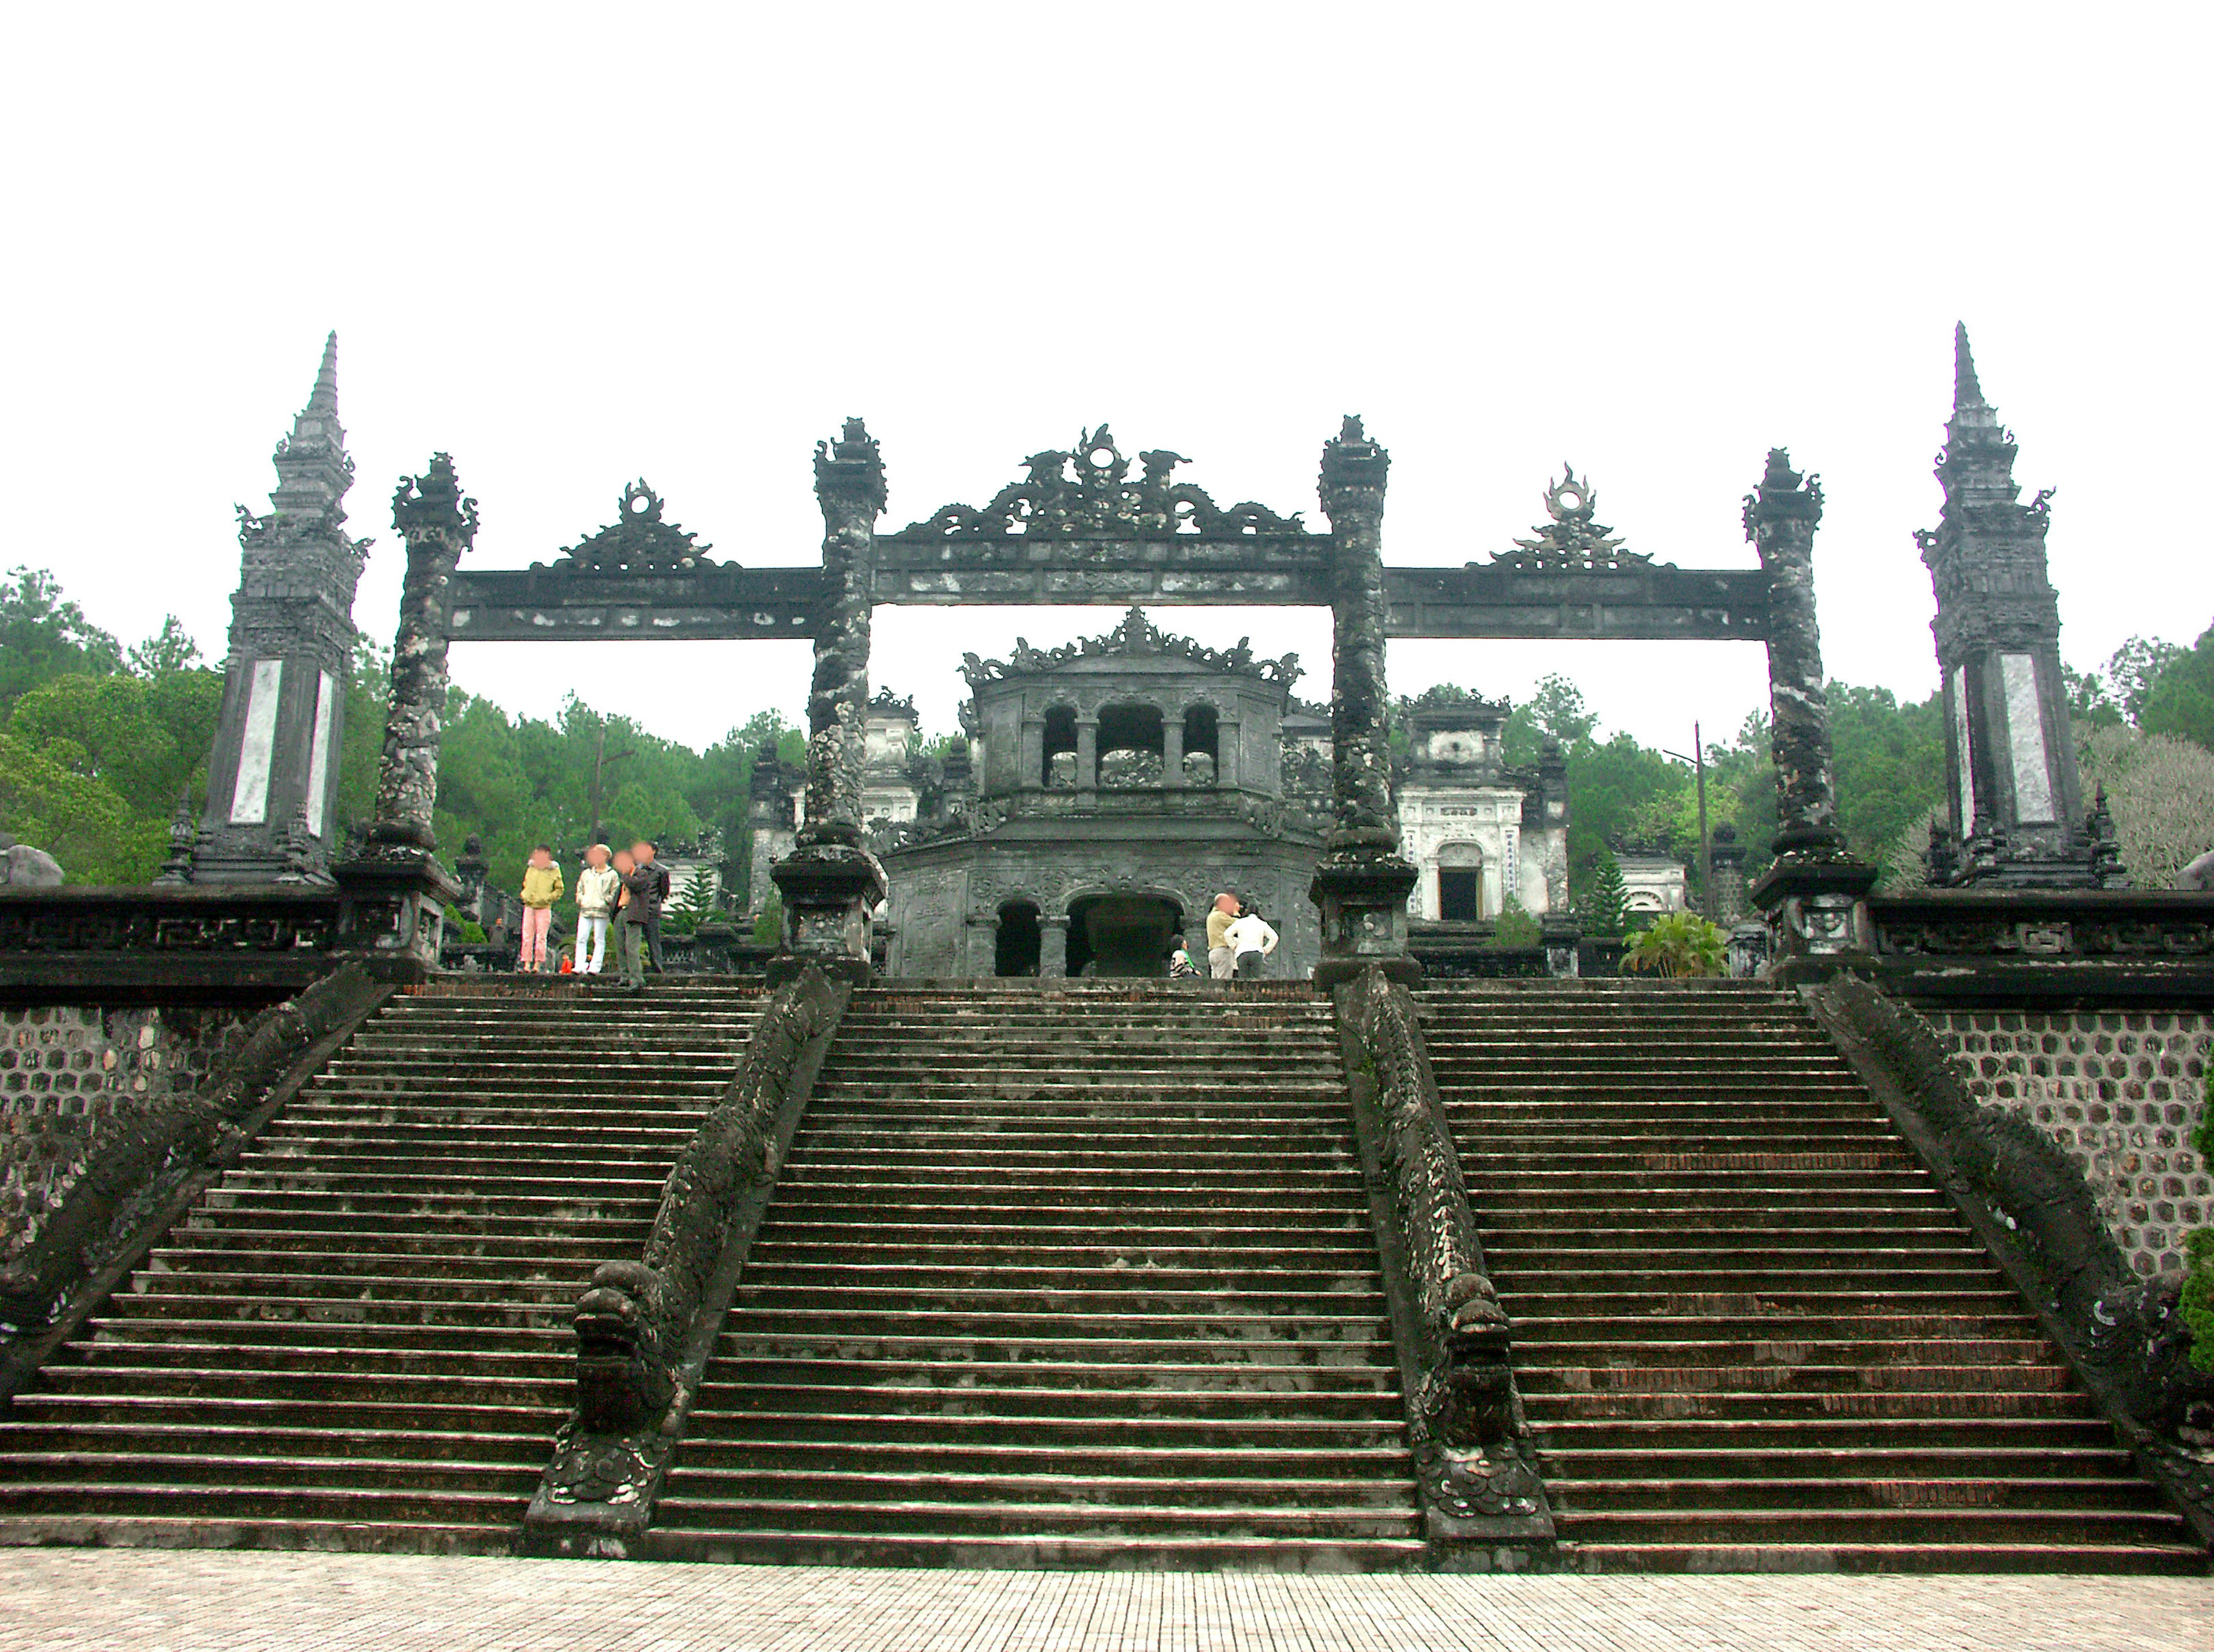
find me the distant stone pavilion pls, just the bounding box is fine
[741,609,1571,978]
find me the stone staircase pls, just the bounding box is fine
[646,981,1423,1569]
[1419,979,2204,1574]
[0,979,759,1552]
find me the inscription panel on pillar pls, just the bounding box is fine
[2000,652,2055,824]
[304,669,337,838]
[229,659,284,825]
[1949,665,1974,831]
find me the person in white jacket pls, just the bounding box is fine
[1224,907,1279,980]
[572,844,622,975]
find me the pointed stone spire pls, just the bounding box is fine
[1952,321,1986,410]
[307,330,340,416]
[268,331,353,523]
[1940,322,2013,496]
[193,335,369,885]
[1917,327,2089,886]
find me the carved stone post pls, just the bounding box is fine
[1040,914,1070,979]
[770,420,888,985]
[964,912,999,978]
[332,453,473,968]
[1312,417,1418,985]
[1161,715,1184,791]
[1744,448,1877,975]
[1075,718,1099,795]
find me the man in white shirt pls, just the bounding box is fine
[1224,907,1278,980]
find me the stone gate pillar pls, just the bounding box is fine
[1311,417,1418,985]
[771,419,888,983]
[188,334,368,885]
[1744,448,1876,973]
[332,452,473,968]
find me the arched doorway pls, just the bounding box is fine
[995,900,1042,976]
[1437,841,1485,922]
[1065,892,1183,978]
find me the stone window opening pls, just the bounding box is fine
[1181,705,1219,789]
[1096,703,1165,789]
[1041,706,1077,789]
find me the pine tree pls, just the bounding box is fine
[1579,851,1629,937]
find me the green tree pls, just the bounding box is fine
[2109,636,2189,726]
[0,567,123,715]
[1501,672,1597,764]
[127,616,205,677]
[1828,684,1947,866]
[2138,622,2214,752]
[1577,850,1630,937]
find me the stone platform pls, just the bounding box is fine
[1,1551,2208,1651]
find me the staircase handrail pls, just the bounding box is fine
[1330,964,1554,1552]
[524,964,849,1554]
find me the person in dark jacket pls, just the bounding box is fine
[637,840,672,971]
[615,840,661,991]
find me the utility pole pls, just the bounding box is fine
[1663,723,1715,921]
[588,723,634,846]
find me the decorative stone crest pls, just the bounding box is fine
[1493,467,1652,572]
[900,425,1306,538]
[959,607,1300,691]
[545,481,717,574]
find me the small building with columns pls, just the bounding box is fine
[862,612,1570,978]
[874,609,1323,978]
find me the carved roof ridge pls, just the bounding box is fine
[898,425,1309,539]
[541,480,720,574]
[959,606,1301,690]
[1488,466,1656,572]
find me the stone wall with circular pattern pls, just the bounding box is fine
[1926,1008,2212,1277]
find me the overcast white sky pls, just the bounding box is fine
[3,6,2207,757]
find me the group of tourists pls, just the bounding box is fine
[515,840,669,991]
[1196,891,1277,979]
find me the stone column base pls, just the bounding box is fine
[1311,849,1422,988]
[769,841,887,987]
[332,846,461,978]
[1749,851,1880,983]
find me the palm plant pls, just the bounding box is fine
[1621,910,1728,978]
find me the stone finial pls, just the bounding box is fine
[1320,414,1391,500]
[1743,447,1824,538]
[391,452,480,548]
[813,416,888,517]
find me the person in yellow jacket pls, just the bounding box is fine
[518,844,564,973]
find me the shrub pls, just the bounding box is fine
[1621,910,1729,978]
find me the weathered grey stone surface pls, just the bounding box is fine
[1927,1006,2211,1277]
[1917,327,2115,888]
[883,609,1321,978]
[191,335,368,885]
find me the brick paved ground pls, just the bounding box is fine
[0,1552,2208,1652]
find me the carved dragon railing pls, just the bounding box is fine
[1331,964,1553,1553]
[524,965,849,1554]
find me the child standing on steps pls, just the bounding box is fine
[573,843,619,975]
[518,845,564,974]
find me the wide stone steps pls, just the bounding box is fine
[1421,981,2203,1575]
[650,981,1419,1570]
[0,982,758,1555]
